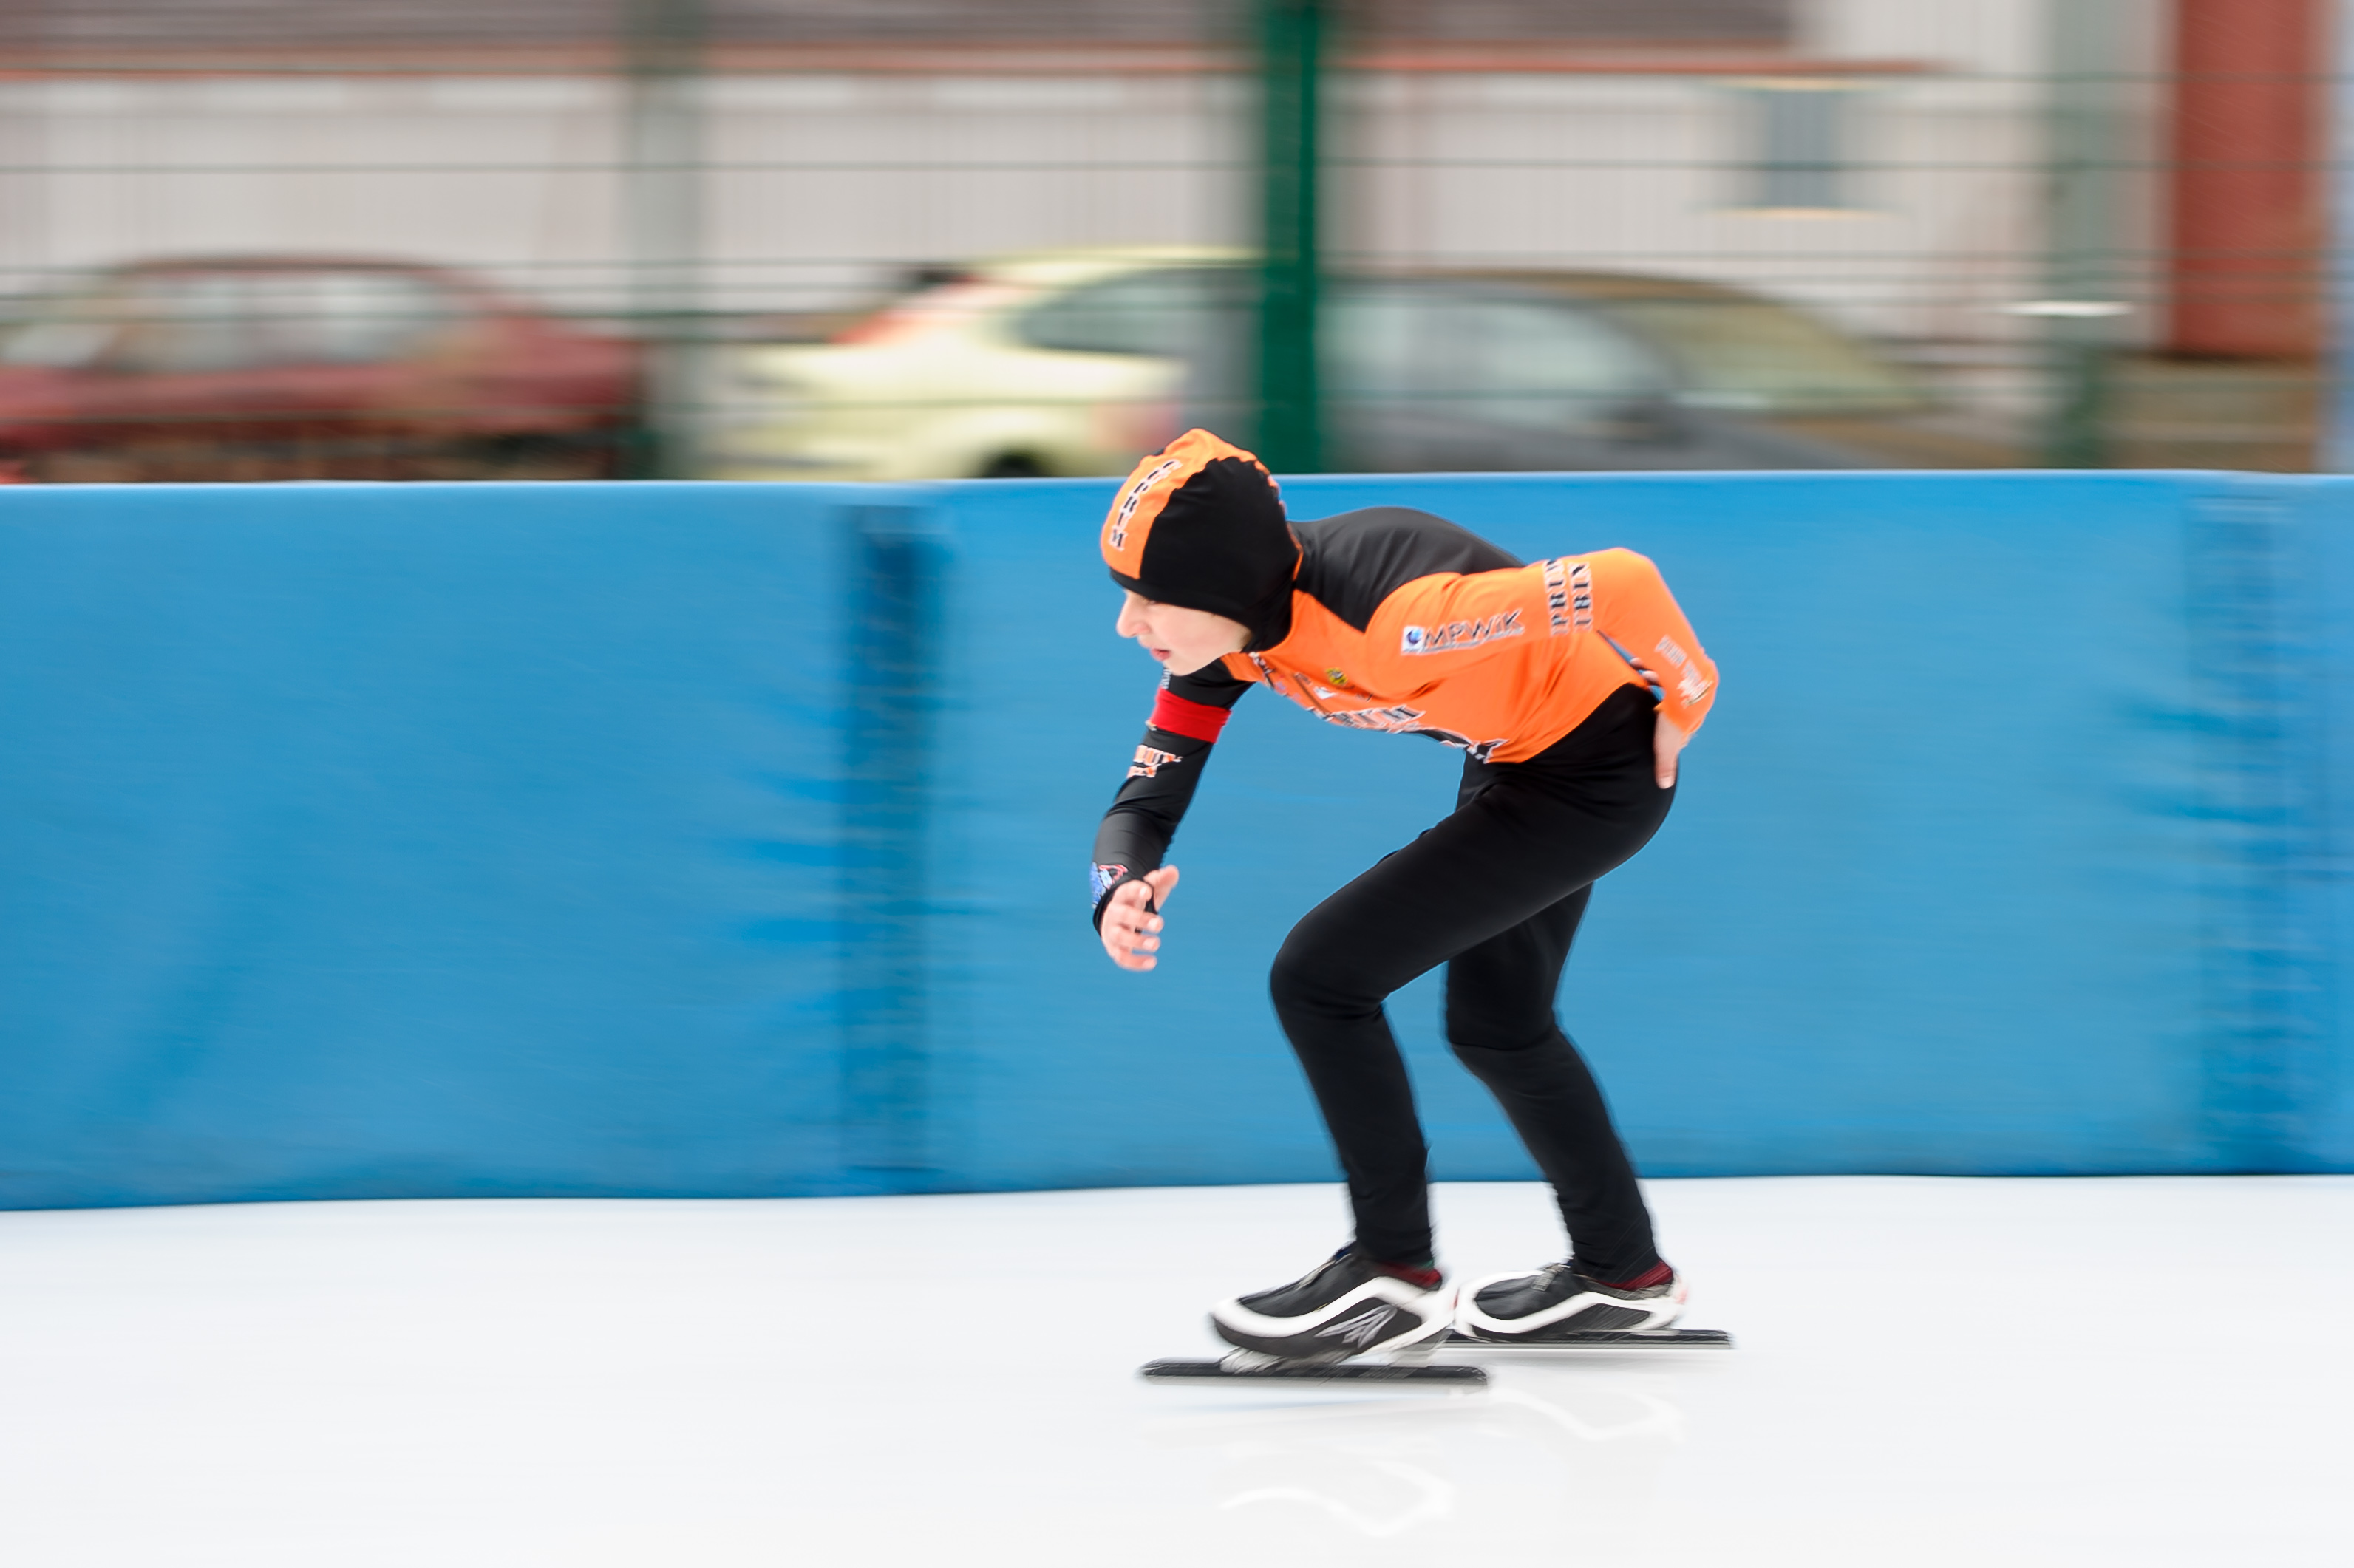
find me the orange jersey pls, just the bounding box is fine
[1092,502,1719,923]
[1220,542,1716,764]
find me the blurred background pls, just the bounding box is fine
[0,0,2339,485]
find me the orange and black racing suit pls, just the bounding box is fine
[1092,507,1718,1275]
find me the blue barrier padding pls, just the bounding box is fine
[2,471,2349,1210]
[939,473,2224,1186]
[2298,485,2354,1168]
[0,483,861,1206]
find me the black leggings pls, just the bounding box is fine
[1268,685,1673,1280]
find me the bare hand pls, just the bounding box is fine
[1654,713,1688,789]
[1101,866,1180,972]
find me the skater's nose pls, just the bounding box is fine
[1115,592,1150,638]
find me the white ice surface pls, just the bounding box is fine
[1,1177,2348,1567]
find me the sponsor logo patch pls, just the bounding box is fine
[1653,634,1712,706]
[1310,701,1507,760]
[1398,610,1523,655]
[1127,744,1183,779]
[1321,703,1428,734]
[1544,557,1593,635]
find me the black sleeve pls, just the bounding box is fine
[1290,508,1521,630]
[1089,662,1251,930]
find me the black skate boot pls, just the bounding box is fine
[1210,1247,1454,1364]
[1452,1259,1687,1343]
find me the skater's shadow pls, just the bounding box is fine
[1141,1371,1687,1544]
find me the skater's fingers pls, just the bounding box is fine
[1653,713,1687,790]
[1101,910,1160,973]
[1101,871,1175,972]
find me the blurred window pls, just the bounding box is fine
[1016,269,1237,358]
[1333,289,1659,428]
[252,272,456,365]
[1738,83,1852,212]
[112,274,252,375]
[1361,1,1792,43]
[1457,299,1660,426]
[1324,287,1425,403]
[0,287,128,369]
[1593,295,1922,412]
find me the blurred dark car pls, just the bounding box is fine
[0,257,642,481]
[1332,270,2021,471]
[1172,265,2021,473]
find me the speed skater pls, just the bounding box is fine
[1090,429,1720,1363]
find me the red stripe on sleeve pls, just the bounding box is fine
[1150,689,1231,743]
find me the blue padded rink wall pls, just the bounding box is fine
[2,471,2350,1211]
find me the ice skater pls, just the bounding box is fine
[1091,430,1718,1365]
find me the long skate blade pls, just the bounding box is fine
[1440,1328,1734,1352]
[1140,1358,1487,1391]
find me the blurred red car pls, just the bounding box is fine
[0,257,642,481]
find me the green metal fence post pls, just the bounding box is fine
[623,0,707,479]
[2041,0,2126,468]
[1256,0,1322,473]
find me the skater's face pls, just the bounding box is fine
[1115,591,1250,676]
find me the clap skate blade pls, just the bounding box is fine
[1140,1348,1486,1391]
[1440,1327,1734,1352]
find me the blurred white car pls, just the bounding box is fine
[710,248,2015,480]
[707,246,1245,482]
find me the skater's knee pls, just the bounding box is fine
[1443,1004,1559,1058]
[1267,933,1332,1014]
[1448,1026,1576,1095]
[1269,926,1379,1022]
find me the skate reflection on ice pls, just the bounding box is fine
[1486,1380,1684,1445]
[1218,1447,1457,1538]
[1145,1371,1688,1546]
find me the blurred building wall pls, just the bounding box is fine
[1340,3,2159,341]
[0,1,2169,354]
[0,69,1245,319]
[7,0,2338,471]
